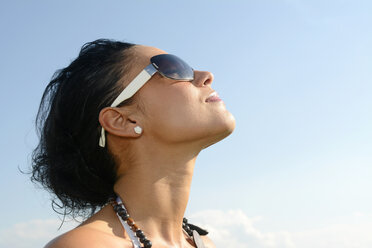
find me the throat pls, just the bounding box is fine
[112,157,197,246]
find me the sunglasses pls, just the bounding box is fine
[99,53,194,147]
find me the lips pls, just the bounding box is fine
[205,91,222,102]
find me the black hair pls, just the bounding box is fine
[31,39,136,222]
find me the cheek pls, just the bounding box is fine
[142,86,204,140]
[139,83,235,144]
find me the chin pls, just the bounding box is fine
[202,112,236,149]
[219,109,236,134]
[225,112,236,133]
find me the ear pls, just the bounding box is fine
[99,107,141,139]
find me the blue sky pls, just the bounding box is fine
[1,1,371,247]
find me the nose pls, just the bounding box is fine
[192,70,214,87]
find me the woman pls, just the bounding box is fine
[31,39,235,248]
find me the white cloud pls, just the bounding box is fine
[2,211,372,248]
[292,222,372,248]
[353,211,372,218]
[189,209,295,248]
[189,209,372,248]
[0,218,78,248]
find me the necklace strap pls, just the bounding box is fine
[111,194,207,248]
[110,196,152,248]
[114,196,142,247]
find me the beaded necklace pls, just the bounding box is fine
[109,195,206,248]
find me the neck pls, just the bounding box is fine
[113,141,200,247]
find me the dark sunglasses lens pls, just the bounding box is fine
[151,54,194,81]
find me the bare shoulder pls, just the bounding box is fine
[201,235,216,248]
[44,225,132,248]
[44,227,91,248]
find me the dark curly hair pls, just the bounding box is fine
[31,39,136,222]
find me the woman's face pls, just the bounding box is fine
[128,45,235,148]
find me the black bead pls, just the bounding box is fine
[117,208,127,215]
[136,230,145,238]
[188,223,209,235]
[183,217,188,223]
[139,236,147,243]
[118,210,128,218]
[120,214,129,221]
[113,205,121,212]
[143,240,152,248]
[119,213,129,219]
[184,225,193,236]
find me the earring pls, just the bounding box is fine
[134,126,142,134]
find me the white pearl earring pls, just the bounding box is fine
[134,126,142,134]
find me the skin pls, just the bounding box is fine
[45,45,235,248]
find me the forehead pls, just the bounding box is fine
[132,45,167,67]
[122,45,167,86]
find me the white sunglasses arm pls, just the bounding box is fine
[99,64,157,147]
